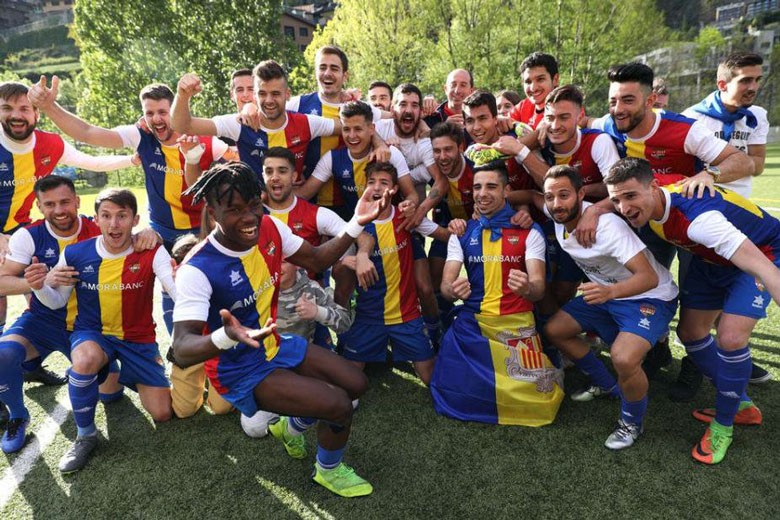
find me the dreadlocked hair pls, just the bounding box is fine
[185,161,264,206]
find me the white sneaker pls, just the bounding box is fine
[604,419,643,450]
[571,385,616,402]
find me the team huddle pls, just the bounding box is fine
[0,44,778,497]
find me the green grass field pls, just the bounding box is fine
[2,154,780,519]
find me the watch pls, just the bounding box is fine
[705,165,721,182]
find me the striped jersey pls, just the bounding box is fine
[541,128,619,187]
[433,156,475,225]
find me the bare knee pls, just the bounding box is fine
[71,344,106,374]
[320,389,353,425]
[716,330,750,351]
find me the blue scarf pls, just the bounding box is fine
[470,202,516,242]
[692,90,757,142]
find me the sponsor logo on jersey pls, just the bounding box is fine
[469,236,479,245]
[342,169,351,178]
[82,265,95,274]
[154,148,163,156]
[0,163,8,172]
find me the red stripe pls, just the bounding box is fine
[499,231,532,315]
[120,249,157,343]
[394,217,421,323]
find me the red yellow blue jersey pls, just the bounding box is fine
[184,217,283,395]
[433,157,475,225]
[235,112,313,182]
[136,130,213,232]
[650,185,780,265]
[0,130,64,232]
[357,207,421,325]
[266,197,323,247]
[541,128,605,186]
[64,239,160,343]
[22,216,99,330]
[459,220,536,316]
[294,92,346,208]
[328,147,370,214]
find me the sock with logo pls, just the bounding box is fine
[573,351,618,394]
[715,346,751,427]
[68,369,99,437]
[620,395,648,427]
[0,341,28,419]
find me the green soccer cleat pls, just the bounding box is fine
[312,463,374,498]
[268,416,307,459]
[692,420,733,465]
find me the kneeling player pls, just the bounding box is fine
[33,189,175,473]
[172,162,392,497]
[541,166,678,449]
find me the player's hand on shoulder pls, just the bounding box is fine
[677,170,716,199]
[574,205,601,248]
[510,209,532,229]
[177,73,203,98]
[368,143,391,163]
[579,282,613,305]
[451,277,471,300]
[132,228,162,252]
[448,219,467,237]
[27,75,59,109]
[239,102,261,131]
[43,264,79,289]
[415,119,431,140]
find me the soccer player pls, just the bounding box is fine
[541,166,678,449]
[431,162,562,426]
[0,80,136,338]
[367,81,393,111]
[495,90,522,117]
[423,69,474,129]
[339,162,450,384]
[508,52,560,129]
[172,161,392,497]
[606,157,780,464]
[32,188,175,473]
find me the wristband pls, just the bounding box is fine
[211,327,238,350]
[515,145,530,163]
[342,218,364,239]
[182,143,205,165]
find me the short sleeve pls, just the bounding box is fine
[5,227,35,265]
[748,106,769,146]
[525,227,546,261]
[311,152,334,182]
[686,211,747,260]
[592,133,620,178]
[211,113,242,141]
[389,147,411,177]
[684,120,727,164]
[112,125,142,150]
[286,96,301,113]
[306,114,335,139]
[172,265,213,323]
[597,215,647,265]
[446,235,464,263]
[270,216,305,257]
[210,136,229,161]
[415,217,438,237]
[316,206,347,237]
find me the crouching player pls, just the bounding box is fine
[431,162,563,426]
[606,157,780,464]
[32,189,175,473]
[339,162,450,385]
[541,166,678,449]
[172,161,392,497]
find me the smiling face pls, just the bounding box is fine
[0,92,38,142]
[444,69,473,111]
[368,85,392,111]
[720,64,763,109]
[95,200,139,254]
[608,81,653,135]
[316,52,348,99]
[473,169,508,217]
[340,113,374,157]
[37,184,80,235]
[142,98,174,143]
[254,76,290,123]
[393,92,421,138]
[496,95,515,117]
[544,100,580,148]
[262,156,295,205]
[522,66,558,107]
[464,104,499,145]
[230,74,255,111]
[432,134,463,178]
[209,187,265,251]
[543,176,582,226]
[606,177,660,228]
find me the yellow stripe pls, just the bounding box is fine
[624,139,645,160]
[377,221,402,324]
[447,180,467,220]
[317,105,341,207]
[98,258,125,339]
[239,249,279,360]
[554,155,570,166]
[353,159,368,197]
[481,230,503,316]
[269,210,289,225]
[268,129,287,148]
[58,238,79,330]
[162,146,191,229]
[667,183,763,218]
[5,152,36,231]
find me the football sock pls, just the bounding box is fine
[316,445,345,470]
[715,346,751,427]
[0,341,28,419]
[573,351,617,393]
[621,395,648,427]
[68,369,99,437]
[685,334,749,402]
[288,416,316,436]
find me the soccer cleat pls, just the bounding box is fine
[59,434,98,473]
[23,365,68,386]
[571,385,617,402]
[268,416,307,459]
[312,463,373,497]
[692,422,733,465]
[668,356,703,402]
[749,363,772,384]
[642,336,672,379]
[1,418,30,454]
[692,403,763,426]
[604,419,643,450]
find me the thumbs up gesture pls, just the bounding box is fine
[27,75,60,109]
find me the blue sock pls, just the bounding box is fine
[162,291,174,335]
[0,341,29,419]
[715,346,751,427]
[316,446,345,470]
[68,369,99,437]
[621,395,648,427]
[288,416,317,435]
[573,351,617,394]
[683,335,718,380]
[99,389,124,403]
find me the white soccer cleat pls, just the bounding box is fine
[240,410,279,438]
[604,419,643,450]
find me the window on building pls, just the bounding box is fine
[299,27,309,37]
[284,26,295,38]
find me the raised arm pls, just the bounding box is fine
[171,73,219,136]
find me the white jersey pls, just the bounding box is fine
[682,105,768,197]
[374,119,435,184]
[545,202,678,302]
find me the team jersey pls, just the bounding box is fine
[423,102,474,146]
[46,238,173,343]
[212,111,334,182]
[682,104,768,198]
[649,185,780,266]
[447,208,546,316]
[509,98,545,129]
[594,110,726,185]
[356,207,440,325]
[264,195,345,246]
[115,126,226,233]
[433,156,475,224]
[544,203,678,301]
[6,215,100,330]
[311,146,410,214]
[541,129,619,187]
[173,217,304,395]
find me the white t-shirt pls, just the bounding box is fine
[682,105,768,197]
[374,119,435,183]
[545,202,678,301]
[446,226,546,263]
[113,125,228,161]
[210,113,334,143]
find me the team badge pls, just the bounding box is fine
[507,235,519,245]
[129,263,140,273]
[293,222,303,232]
[650,149,666,159]
[755,278,766,292]
[265,242,277,257]
[290,136,301,146]
[40,156,51,166]
[639,303,656,317]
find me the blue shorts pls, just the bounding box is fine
[339,316,434,363]
[150,221,199,253]
[411,233,427,261]
[70,331,169,390]
[4,311,71,360]
[562,296,677,346]
[681,256,776,319]
[543,220,585,283]
[428,238,448,259]
[218,334,308,417]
